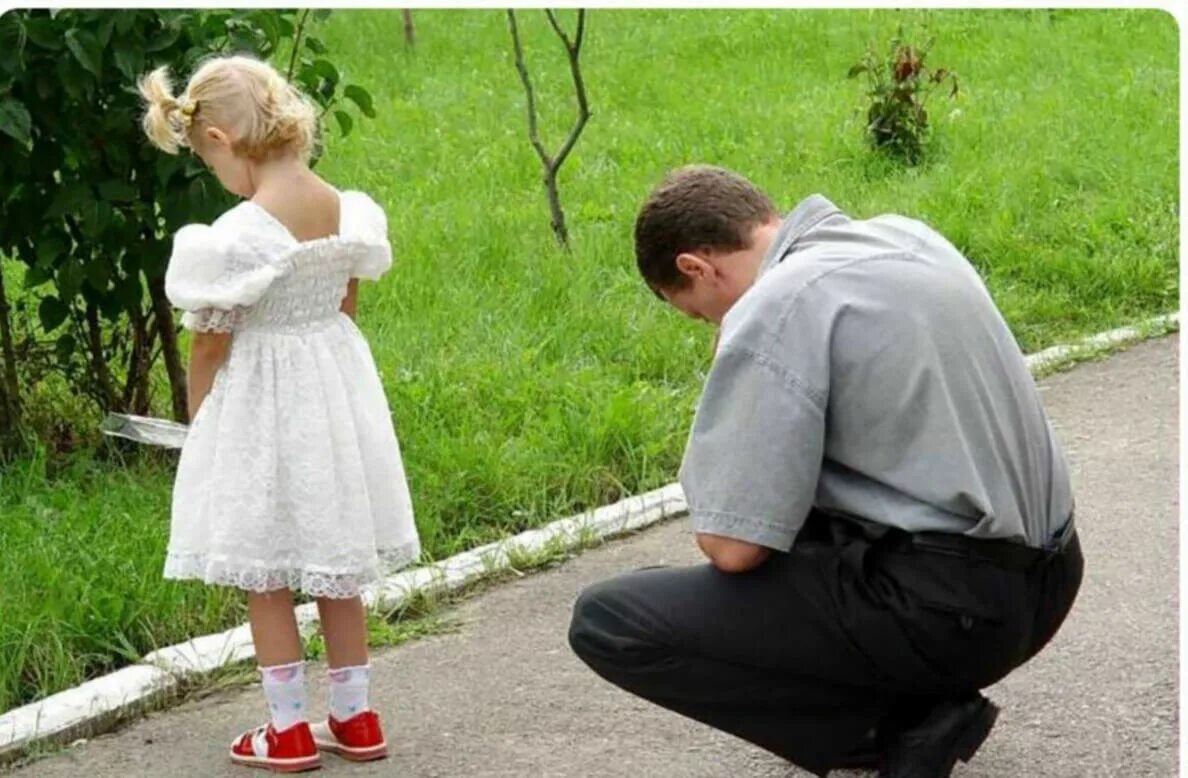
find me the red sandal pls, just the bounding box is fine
[229,722,321,773]
[311,710,388,762]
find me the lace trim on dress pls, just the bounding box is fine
[163,542,422,599]
[182,307,248,333]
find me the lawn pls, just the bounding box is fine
[0,8,1177,714]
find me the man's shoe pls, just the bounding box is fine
[832,727,883,769]
[878,694,999,778]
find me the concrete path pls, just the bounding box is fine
[13,336,1178,777]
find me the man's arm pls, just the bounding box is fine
[696,532,771,573]
[679,337,826,577]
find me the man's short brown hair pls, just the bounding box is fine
[633,165,779,291]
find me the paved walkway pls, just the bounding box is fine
[14,336,1178,777]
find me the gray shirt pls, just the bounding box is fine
[680,195,1073,551]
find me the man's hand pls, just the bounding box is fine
[696,533,771,573]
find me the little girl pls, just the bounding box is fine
[139,55,420,772]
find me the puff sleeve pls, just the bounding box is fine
[164,224,283,333]
[340,191,393,281]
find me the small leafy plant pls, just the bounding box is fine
[848,28,959,165]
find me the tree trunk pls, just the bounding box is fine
[543,167,569,248]
[402,9,415,47]
[148,275,189,422]
[84,301,120,411]
[122,304,154,416]
[0,264,20,438]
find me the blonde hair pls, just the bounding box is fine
[138,55,318,162]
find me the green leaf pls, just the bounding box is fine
[98,180,138,203]
[343,85,375,118]
[201,11,232,38]
[35,234,68,268]
[55,332,76,362]
[24,263,52,289]
[95,14,116,48]
[114,47,145,82]
[847,63,868,79]
[0,14,28,75]
[312,10,333,22]
[334,110,353,137]
[229,30,259,56]
[305,36,327,55]
[34,70,56,100]
[145,24,181,52]
[114,275,143,310]
[97,287,124,319]
[155,154,183,189]
[276,14,296,37]
[188,175,210,207]
[249,10,281,47]
[57,260,85,299]
[115,12,138,36]
[183,155,207,178]
[46,183,91,219]
[24,17,62,51]
[38,296,69,332]
[312,59,340,85]
[79,200,114,240]
[0,97,32,145]
[65,28,102,77]
[85,258,111,291]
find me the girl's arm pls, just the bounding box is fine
[188,332,231,420]
[340,279,360,321]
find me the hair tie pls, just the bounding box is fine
[178,98,198,128]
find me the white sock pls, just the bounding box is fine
[327,664,370,721]
[260,661,307,732]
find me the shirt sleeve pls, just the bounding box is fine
[678,343,827,551]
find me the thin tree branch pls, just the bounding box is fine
[545,8,586,55]
[548,9,590,173]
[544,9,571,50]
[509,9,592,249]
[506,10,552,169]
[287,9,311,82]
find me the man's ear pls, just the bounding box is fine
[675,252,713,282]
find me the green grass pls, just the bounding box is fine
[0,9,1178,715]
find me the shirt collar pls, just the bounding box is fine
[758,194,842,275]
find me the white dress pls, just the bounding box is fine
[163,190,420,598]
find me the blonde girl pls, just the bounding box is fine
[140,55,419,772]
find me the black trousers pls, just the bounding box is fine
[568,510,1084,776]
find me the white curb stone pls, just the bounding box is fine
[1023,313,1178,373]
[0,483,686,760]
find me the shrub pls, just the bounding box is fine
[848,27,959,165]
